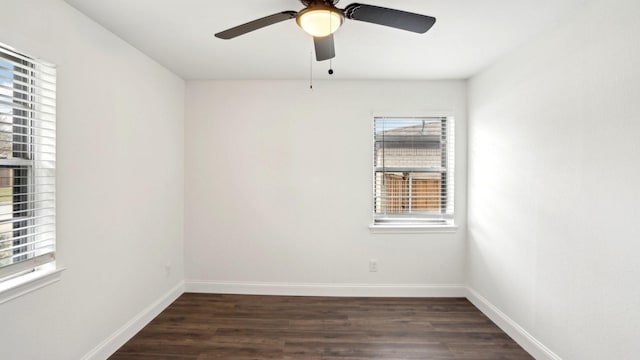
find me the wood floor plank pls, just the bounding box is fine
[109,293,533,360]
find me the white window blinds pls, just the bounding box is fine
[0,43,56,280]
[374,117,454,225]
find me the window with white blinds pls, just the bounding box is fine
[373,117,454,225]
[0,43,56,282]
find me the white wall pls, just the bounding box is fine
[468,0,640,359]
[185,80,467,294]
[0,1,184,359]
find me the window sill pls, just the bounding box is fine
[369,224,459,234]
[0,266,66,305]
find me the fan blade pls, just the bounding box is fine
[314,35,335,61]
[343,3,436,33]
[215,11,297,39]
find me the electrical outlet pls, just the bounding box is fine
[369,259,378,272]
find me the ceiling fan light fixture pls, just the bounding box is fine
[297,7,344,37]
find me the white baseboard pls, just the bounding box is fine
[466,287,562,360]
[81,281,185,360]
[185,280,466,297]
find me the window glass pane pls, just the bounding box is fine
[374,172,442,215]
[0,58,30,161]
[375,119,443,168]
[0,60,13,159]
[0,168,15,267]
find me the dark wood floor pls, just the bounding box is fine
[110,293,533,360]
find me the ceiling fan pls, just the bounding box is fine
[215,0,436,61]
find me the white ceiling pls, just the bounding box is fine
[63,0,591,80]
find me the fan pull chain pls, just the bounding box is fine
[309,50,313,90]
[328,10,335,76]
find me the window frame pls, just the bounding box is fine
[0,42,61,303]
[370,114,456,232]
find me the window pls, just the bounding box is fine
[0,43,56,284]
[373,117,454,226]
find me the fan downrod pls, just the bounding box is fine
[300,0,340,7]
